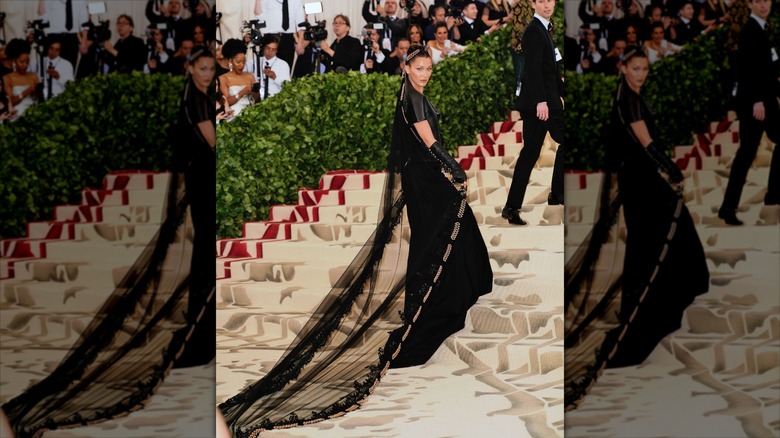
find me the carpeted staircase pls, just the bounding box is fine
[215,111,565,438]
[0,170,215,437]
[564,112,780,438]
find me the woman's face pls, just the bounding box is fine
[404,56,433,90]
[193,26,205,44]
[409,26,422,43]
[435,26,448,43]
[189,56,216,91]
[231,53,246,73]
[412,1,421,15]
[621,56,649,90]
[650,7,662,22]
[15,53,29,73]
[628,0,638,15]
[626,25,637,43]
[651,26,664,42]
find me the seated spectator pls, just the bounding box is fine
[643,21,681,64]
[600,37,626,75]
[144,25,173,74]
[425,5,458,42]
[362,0,409,50]
[671,0,704,45]
[480,0,511,29]
[698,0,729,32]
[216,41,230,77]
[427,21,465,65]
[168,37,195,75]
[2,39,39,120]
[576,25,605,73]
[407,0,431,29]
[579,0,619,49]
[384,37,411,75]
[640,4,672,43]
[218,39,258,119]
[145,0,189,50]
[624,23,642,47]
[192,24,210,48]
[320,15,363,72]
[407,23,426,47]
[458,1,490,44]
[360,24,390,74]
[103,14,147,73]
[257,36,290,100]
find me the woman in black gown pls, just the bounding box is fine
[0,47,216,437]
[218,45,493,435]
[564,47,709,409]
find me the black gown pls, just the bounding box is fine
[218,77,493,436]
[564,77,709,409]
[1,75,215,437]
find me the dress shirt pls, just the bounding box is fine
[258,0,306,34]
[39,0,89,33]
[40,55,73,98]
[258,55,291,99]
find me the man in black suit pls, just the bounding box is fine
[671,1,703,45]
[103,15,148,73]
[718,0,779,224]
[457,1,487,44]
[502,0,564,225]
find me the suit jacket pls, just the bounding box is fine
[362,2,408,49]
[457,19,486,44]
[518,17,564,112]
[736,17,780,110]
[327,35,363,72]
[671,18,701,45]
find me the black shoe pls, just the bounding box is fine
[502,205,527,225]
[718,209,744,226]
[765,192,780,206]
[548,193,564,205]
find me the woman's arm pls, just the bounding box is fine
[197,120,216,148]
[629,120,652,147]
[413,119,437,147]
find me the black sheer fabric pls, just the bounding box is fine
[1,75,216,438]
[564,77,709,410]
[218,76,493,437]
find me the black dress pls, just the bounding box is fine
[564,77,709,409]
[219,77,493,436]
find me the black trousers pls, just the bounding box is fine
[506,108,564,208]
[720,99,780,211]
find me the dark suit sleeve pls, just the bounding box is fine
[146,0,164,24]
[363,1,379,23]
[521,23,546,106]
[332,37,364,71]
[737,20,774,107]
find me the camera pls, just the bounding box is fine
[301,20,328,43]
[445,5,463,18]
[215,12,222,24]
[400,0,414,15]
[241,19,266,46]
[26,19,50,46]
[0,11,6,26]
[83,20,112,43]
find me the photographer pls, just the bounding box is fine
[39,36,73,99]
[145,0,188,51]
[360,24,390,74]
[363,0,409,50]
[319,15,362,72]
[257,36,290,100]
[168,37,195,76]
[103,14,147,73]
[144,24,172,74]
[254,0,306,73]
[424,5,459,42]
[384,36,410,75]
[575,25,605,74]
[406,0,430,29]
[37,0,89,66]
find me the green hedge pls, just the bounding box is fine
[565,6,780,171]
[216,26,528,238]
[0,72,184,238]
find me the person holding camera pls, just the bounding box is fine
[363,0,409,50]
[167,37,195,76]
[424,5,459,42]
[36,0,89,67]
[576,24,605,73]
[254,0,306,74]
[360,24,390,74]
[257,36,290,100]
[144,25,172,74]
[218,38,258,118]
[2,39,40,120]
[319,15,362,72]
[145,0,188,51]
[39,37,73,100]
[384,36,411,74]
[103,15,147,73]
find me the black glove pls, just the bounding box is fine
[645,141,683,184]
[428,141,467,184]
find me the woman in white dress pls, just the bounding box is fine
[427,22,465,65]
[2,39,39,120]
[217,39,258,119]
[643,22,681,64]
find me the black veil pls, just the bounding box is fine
[2,74,216,438]
[218,74,475,437]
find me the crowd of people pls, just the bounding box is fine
[215,0,516,122]
[566,0,731,74]
[0,0,215,122]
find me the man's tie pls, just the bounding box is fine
[47,63,53,100]
[547,22,554,37]
[282,0,290,31]
[65,0,73,31]
[263,62,270,100]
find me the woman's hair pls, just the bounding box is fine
[188,45,215,64]
[406,23,423,41]
[117,14,134,28]
[620,45,647,64]
[405,44,432,65]
[221,38,247,60]
[434,21,448,33]
[5,38,31,60]
[333,14,350,28]
[650,22,665,34]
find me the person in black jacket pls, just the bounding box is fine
[363,0,409,50]
[671,0,703,45]
[457,1,488,44]
[320,15,363,72]
[502,0,564,225]
[103,14,147,73]
[718,0,779,224]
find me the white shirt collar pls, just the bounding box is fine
[263,56,278,65]
[464,17,475,25]
[680,16,690,24]
[534,14,551,29]
[750,14,767,30]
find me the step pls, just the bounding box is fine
[102,170,170,191]
[80,188,166,207]
[53,204,165,224]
